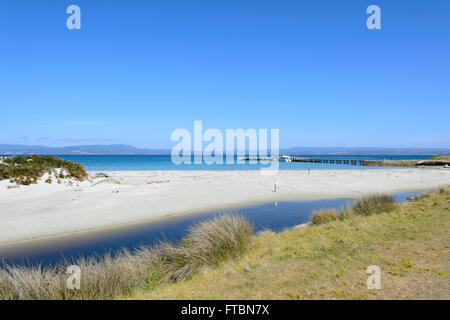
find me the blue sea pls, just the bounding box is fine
[52,154,430,171]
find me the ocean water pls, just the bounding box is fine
[55,154,430,171]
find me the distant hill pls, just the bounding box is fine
[280,146,450,155]
[0,144,170,155]
[0,144,448,155]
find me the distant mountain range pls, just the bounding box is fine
[0,144,169,155]
[0,144,449,155]
[280,146,450,155]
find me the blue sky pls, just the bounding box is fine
[1,0,449,148]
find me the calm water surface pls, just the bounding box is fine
[0,190,427,267]
[54,154,430,171]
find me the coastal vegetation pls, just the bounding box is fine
[0,214,252,299]
[429,155,449,160]
[309,208,341,226]
[364,154,450,167]
[131,188,449,300]
[351,194,395,216]
[0,155,87,185]
[0,189,448,300]
[310,194,396,226]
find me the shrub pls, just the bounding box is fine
[0,155,87,185]
[22,177,32,185]
[0,165,8,180]
[351,194,395,216]
[309,208,340,226]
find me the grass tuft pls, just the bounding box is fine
[309,208,340,226]
[153,214,253,281]
[351,194,396,216]
[310,194,396,226]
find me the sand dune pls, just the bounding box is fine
[0,168,449,245]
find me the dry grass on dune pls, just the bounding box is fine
[0,249,152,300]
[0,214,252,300]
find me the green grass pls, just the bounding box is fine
[0,155,88,185]
[309,208,340,226]
[428,155,448,160]
[130,188,449,300]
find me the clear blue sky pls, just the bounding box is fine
[1,0,449,148]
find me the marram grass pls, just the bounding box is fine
[310,194,396,226]
[0,214,252,300]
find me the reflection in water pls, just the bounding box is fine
[0,190,428,267]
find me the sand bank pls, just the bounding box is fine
[0,168,449,245]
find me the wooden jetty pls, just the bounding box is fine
[238,156,279,161]
[290,157,365,165]
[292,157,450,167]
[236,155,450,167]
[238,156,366,165]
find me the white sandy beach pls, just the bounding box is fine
[0,168,449,245]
